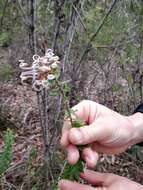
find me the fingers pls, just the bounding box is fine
[61,100,98,147]
[61,120,71,147]
[80,170,117,186]
[67,145,79,165]
[59,170,119,190]
[61,121,80,165]
[82,147,99,168]
[58,180,95,190]
[61,100,100,166]
[65,145,99,167]
[69,124,107,145]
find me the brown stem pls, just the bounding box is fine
[55,79,73,126]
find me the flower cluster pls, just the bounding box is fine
[19,49,60,91]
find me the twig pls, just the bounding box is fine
[62,0,86,76]
[76,0,119,72]
[1,176,18,190]
[70,1,87,31]
[55,79,73,126]
[52,0,65,51]
[58,160,67,181]
[17,0,30,27]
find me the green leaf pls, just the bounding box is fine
[63,84,71,93]
[0,129,15,177]
[62,160,84,181]
[73,120,84,128]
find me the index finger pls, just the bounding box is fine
[60,119,71,147]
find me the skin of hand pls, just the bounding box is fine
[58,170,143,190]
[61,100,143,167]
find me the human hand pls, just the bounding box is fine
[59,170,143,190]
[61,100,138,167]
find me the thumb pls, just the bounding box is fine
[80,170,117,186]
[69,123,108,145]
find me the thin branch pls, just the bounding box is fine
[17,0,30,27]
[76,0,119,72]
[55,79,73,126]
[70,1,87,31]
[52,0,65,51]
[62,0,86,75]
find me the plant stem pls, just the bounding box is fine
[55,79,73,126]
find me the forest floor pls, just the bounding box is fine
[0,47,143,189]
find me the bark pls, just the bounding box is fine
[28,0,37,54]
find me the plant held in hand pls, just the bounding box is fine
[19,49,85,189]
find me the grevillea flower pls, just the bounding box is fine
[19,49,60,91]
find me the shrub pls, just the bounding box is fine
[0,32,11,47]
[0,129,15,177]
[0,64,13,82]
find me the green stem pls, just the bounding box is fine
[55,79,73,126]
[54,79,85,186]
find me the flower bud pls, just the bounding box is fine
[19,60,25,63]
[51,63,58,69]
[48,74,55,81]
[20,71,33,77]
[49,56,59,63]
[21,76,33,84]
[19,62,29,69]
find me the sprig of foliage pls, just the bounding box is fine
[0,129,15,177]
[19,50,85,188]
[60,119,85,181]
[50,79,86,189]
[62,160,84,181]
[0,64,13,82]
[52,80,86,188]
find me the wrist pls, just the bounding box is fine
[127,112,143,145]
